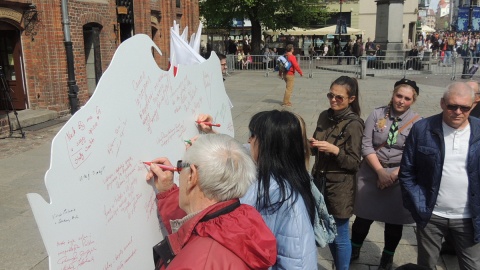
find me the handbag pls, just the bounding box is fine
[153,237,175,269]
[311,180,337,248]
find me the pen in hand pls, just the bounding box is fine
[196,121,221,127]
[143,161,179,172]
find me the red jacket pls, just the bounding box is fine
[283,53,303,76]
[155,186,277,269]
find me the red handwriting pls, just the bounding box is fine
[156,123,187,147]
[103,157,134,190]
[132,71,146,91]
[143,190,156,221]
[133,73,160,134]
[102,157,144,224]
[65,106,102,169]
[103,237,137,270]
[56,234,97,269]
[106,119,127,157]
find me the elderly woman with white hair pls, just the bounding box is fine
[146,134,277,270]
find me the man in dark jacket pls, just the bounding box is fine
[399,82,480,269]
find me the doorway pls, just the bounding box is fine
[0,22,26,110]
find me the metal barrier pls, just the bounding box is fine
[310,56,359,78]
[454,56,480,80]
[225,54,480,80]
[358,56,407,77]
[226,54,277,76]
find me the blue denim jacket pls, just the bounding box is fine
[399,114,480,243]
[241,179,318,270]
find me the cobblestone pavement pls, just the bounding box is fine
[0,72,467,270]
[0,118,67,160]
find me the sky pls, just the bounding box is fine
[429,0,439,11]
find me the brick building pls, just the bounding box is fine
[0,0,199,118]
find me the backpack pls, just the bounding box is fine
[276,55,292,72]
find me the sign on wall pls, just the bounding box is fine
[457,7,480,32]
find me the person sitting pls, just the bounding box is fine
[236,49,245,69]
[406,46,422,70]
[146,134,277,269]
[367,44,382,61]
[367,45,384,68]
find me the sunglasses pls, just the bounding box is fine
[327,92,346,103]
[445,104,472,112]
[176,160,191,173]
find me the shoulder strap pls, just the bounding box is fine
[374,114,420,151]
[319,119,358,172]
[333,119,356,145]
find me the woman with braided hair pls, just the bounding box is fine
[351,79,422,270]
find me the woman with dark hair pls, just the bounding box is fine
[351,79,420,270]
[241,110,317,270]
[310,76,364,270]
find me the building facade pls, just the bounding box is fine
[0,0,199,115]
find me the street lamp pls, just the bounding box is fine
[461,0,474,78]
[337,0,346,43]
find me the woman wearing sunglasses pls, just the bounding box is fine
[351,79,421,270]
[310,76,364,270]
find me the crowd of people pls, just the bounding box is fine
[212,31,480,73]
[142,54,480,269]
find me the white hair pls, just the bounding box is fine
[444,82,475,102]
[182,134,256,202]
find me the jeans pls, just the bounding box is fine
[443,51,452,65]
[329,217,351,270]
[417,214,480,270]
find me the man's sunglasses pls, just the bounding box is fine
[445,104,472,113]
[327,92,346,103]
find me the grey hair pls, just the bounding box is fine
[443,82,475,102]
[182,134,256,202]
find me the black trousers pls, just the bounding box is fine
[351,216,403,253]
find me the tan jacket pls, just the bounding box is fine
[311,108,364,219]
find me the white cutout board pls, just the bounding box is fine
[27,34,234,270]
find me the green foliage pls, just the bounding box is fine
[199,0,329,31]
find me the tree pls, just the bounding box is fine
[200,0,329,54]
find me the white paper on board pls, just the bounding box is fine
[27,34,234,270]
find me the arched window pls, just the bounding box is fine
[83,23,103,96]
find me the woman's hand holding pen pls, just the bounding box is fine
[309,138,340,156]
[197,114,216,134]
[145,157,175,193]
